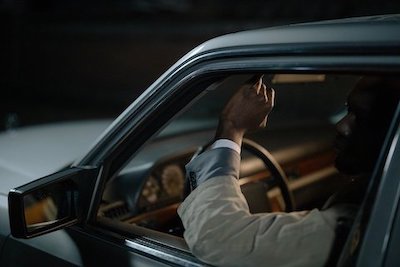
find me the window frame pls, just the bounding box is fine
[74,54,400,265]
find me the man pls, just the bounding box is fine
[178,76,400,267]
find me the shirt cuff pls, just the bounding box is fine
[210,139,241,154]
[186,146,241,189]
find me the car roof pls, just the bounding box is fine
[189,14,400,56]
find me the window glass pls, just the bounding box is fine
[99,73,358,225]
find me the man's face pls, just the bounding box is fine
[334,83,389,176]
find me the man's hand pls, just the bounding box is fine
[216,76,275,145]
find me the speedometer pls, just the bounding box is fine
[161,164,184,197]
[141,176,160,204]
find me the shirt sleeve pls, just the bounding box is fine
[187,139,241,189]
[178,148,356,267]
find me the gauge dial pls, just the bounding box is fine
[161,164,184,197]
[141,176,160,204]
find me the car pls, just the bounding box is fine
[1,14,400,267]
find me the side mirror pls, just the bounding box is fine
[8,167,98,238]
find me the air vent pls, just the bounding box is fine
[99,201,129,220]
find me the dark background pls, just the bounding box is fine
[2,0,400,130]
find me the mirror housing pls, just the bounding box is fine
[8,167,98,238]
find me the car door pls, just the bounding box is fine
[75,59,400,267]
[350,107,400,267]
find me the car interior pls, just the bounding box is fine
[96,73,362,251]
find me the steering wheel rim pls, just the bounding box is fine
[242,138,295,212]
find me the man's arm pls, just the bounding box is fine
[187,76,272,189]
[178,161,342,267]
[178,77,355,267]
[178,146,348,267]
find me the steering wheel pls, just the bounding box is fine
[184,138,295,212]
[242,138,295,212]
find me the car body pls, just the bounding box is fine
[1,14,400,267]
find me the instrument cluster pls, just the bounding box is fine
[139,163,186,212]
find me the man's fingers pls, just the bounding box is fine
[244,76,273,108]
[256,81,262,95]
[265,84,275,106]
[246,75,264,95]
[262,84,268,102]
[246,74,264,85]
[255,76,263,95]
[258,84,274,128]
[259,116,268,128]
